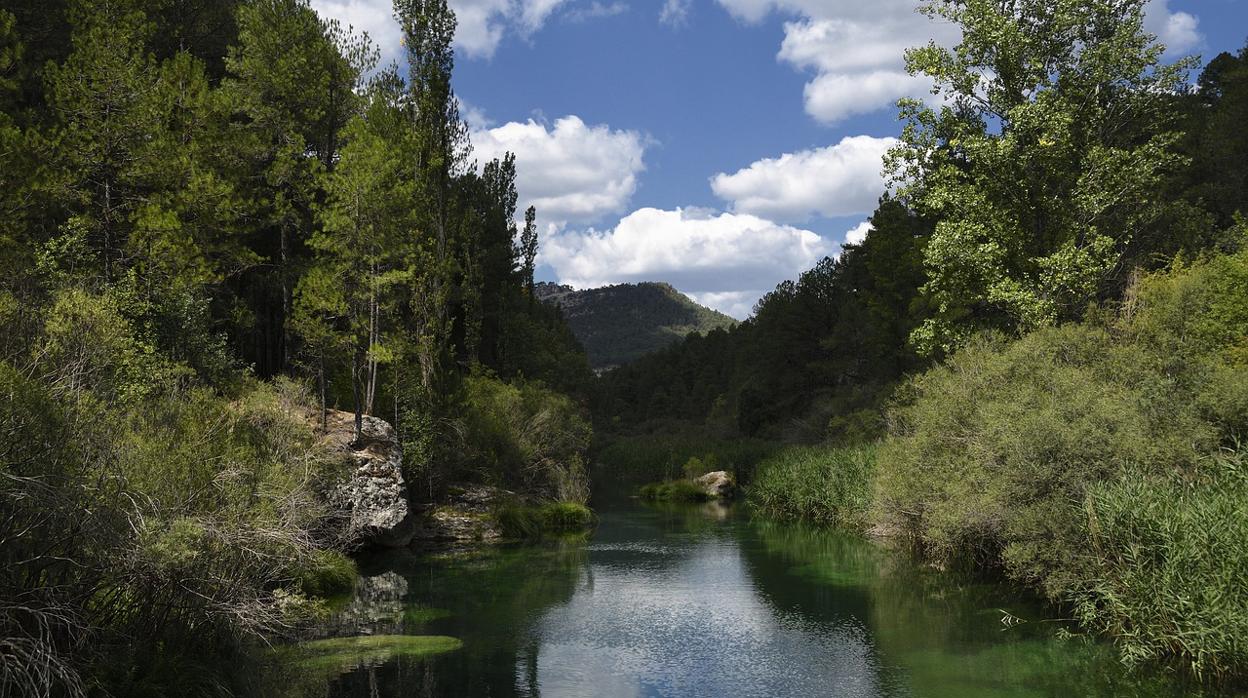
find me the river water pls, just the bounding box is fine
[277,500,1233,697]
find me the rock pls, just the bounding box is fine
[410,484,511,546]
[318,409,414,548]
[694,470,735,499]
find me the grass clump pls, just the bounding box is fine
[495,501,596,539]
[637,479,709,502]
[748,444,876,528]
[1076,449,1248,680]
[292,550,358,598]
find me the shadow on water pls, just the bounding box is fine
[261,499,1247,697]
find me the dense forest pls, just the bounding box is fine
[0,0,594,694]
[596,2,1248,682]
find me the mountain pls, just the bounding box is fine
[534,282,737,370]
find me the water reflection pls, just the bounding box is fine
[278,501,1243,698]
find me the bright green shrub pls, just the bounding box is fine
[495,501,595,538]
[749,444,875,528]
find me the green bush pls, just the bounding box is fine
[875,247,1248,674]
[596,433,776,485]
[459,370,592,503]
[748,444,876,528]
[637,479,709,502]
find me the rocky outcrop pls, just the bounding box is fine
[694,470,736,499]
[319,409,414,548]
[410,484,511,546]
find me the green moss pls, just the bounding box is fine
[277,635,462,673]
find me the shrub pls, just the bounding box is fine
[596,433,776,485]
[875,247,1248,674]
[293,550,358,598]
[748,444,876,528]
[458,370,592,503]
[636,479,709,502]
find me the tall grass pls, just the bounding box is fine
[1076,446,1248,680]
[748,444,876,528]
[594,433,777,485]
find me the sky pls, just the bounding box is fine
[310,0,1248,319]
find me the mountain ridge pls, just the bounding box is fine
[534,281,737,369]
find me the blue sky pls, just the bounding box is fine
[312,0,1248,318]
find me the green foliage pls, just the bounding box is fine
[637,479,709,503]
[495,501,595,539]
[888,0,1193,352]
[876,247,1248,673]
[748,444,876,528]
[1077,449,1248,680]
[458,371,592,502]
[595,433,777,486]
[292,550,358,599]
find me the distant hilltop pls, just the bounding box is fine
[534,281,737,370]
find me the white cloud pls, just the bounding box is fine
[471,115,648,224]
[660,0,691,27]
[310,0,573,63]
[712,0,954,124]
[565,1,627,23]
[311,0,405,66]
[718,0,1205,124]
[844,220,871,246]
[542,207,833,318]
[1144,0,1202,56]
[710,135,896,222]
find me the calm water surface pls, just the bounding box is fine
[279,500,1232,697]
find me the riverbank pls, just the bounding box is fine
[269,497,1240,697]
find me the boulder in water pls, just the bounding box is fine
[694,470,735,499]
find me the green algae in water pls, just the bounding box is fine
[279,635,462,673]
[403,606,452,626]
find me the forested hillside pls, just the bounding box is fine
[534,281,736,369]
[0,0,592,694]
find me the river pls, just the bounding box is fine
[270,499,1232,697]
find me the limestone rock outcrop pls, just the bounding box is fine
[694,470,736,499]
[319,409,414,548]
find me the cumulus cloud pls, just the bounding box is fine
[660,0,691,27]
[844,220,871,246]
[710,135,896,222]
[564,1,627,23]
[541,207,833,318]
[1144,0,1202,56]
[471,115,647,224]
[717,0,1206,124]
[310,0,572,63]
